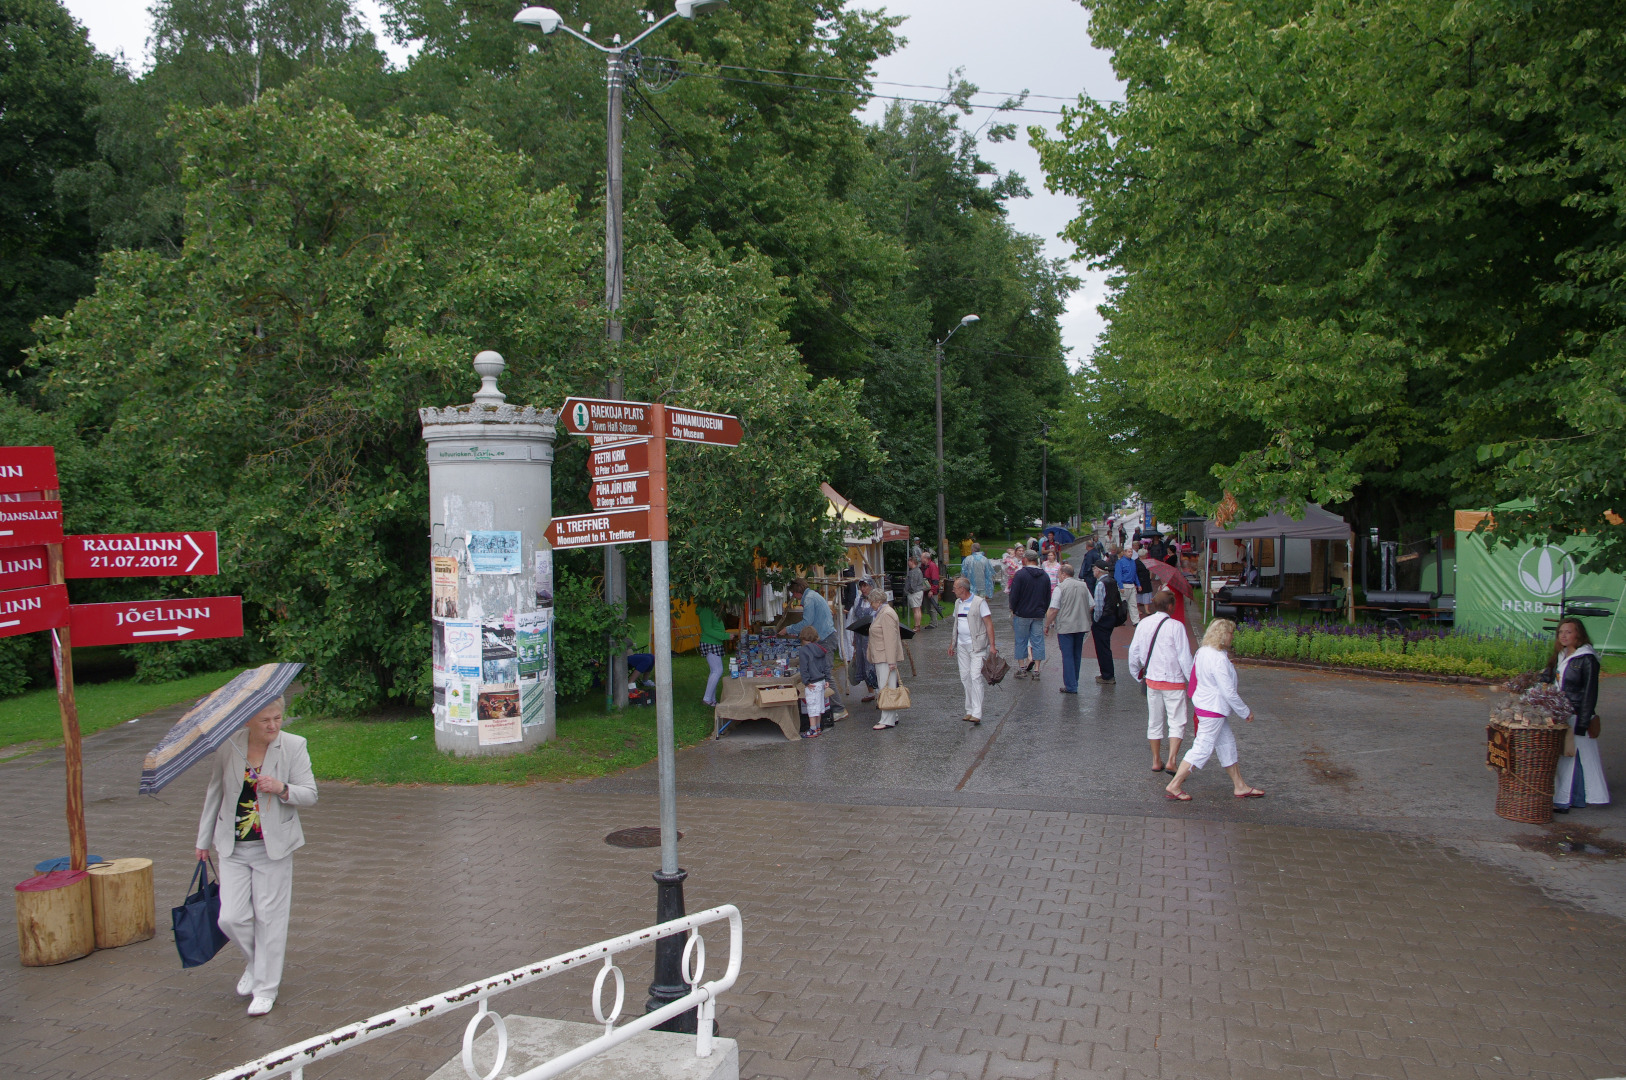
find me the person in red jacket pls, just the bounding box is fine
[920,552,943,626]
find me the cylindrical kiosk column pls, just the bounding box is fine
[421,351,557,757]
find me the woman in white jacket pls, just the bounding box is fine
[1165,619,1265,801]
[195,696,317,1016]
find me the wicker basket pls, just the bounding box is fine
[1487,719,1565,824]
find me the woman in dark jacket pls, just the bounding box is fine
[1544,617,1609,811]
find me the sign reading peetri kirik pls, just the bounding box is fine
[588,438,650,480]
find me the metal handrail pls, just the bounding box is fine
[202,904,743,1080]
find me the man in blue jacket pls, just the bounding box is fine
[1006,551,1052,679]
[962,543,995,597]
[1112,545,1141,626]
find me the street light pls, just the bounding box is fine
[935,314,979,566]
[515,0,729,1035]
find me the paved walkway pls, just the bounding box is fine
[3,600,1624,1080]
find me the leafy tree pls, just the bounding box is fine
[1035,0,1626,565]
[0,0,101,380]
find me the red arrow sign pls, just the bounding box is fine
[0,447,59,494]
[0,501,63,548]
[561,397,654,438]
[0,584,69,639]
[590,473,651,511]
[664,406,742,447]
[69,596,244,647]
[588,438,650,480]
[544,508,651,550]
[63,532,219,578]
[0,546,51,591]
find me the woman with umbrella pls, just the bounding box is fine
[170,664,315,1016]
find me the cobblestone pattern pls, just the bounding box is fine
[3,724,1624,1080]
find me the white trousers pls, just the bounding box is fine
[218,841,294,998]
[1554,737,1611,806]
[1121,585,1140,624]
[1184,714,1238,770]
[955,642,987,720]
[1147,688,1189,741]
[874,662,901,726]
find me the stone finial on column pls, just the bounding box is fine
[472,350,507,406]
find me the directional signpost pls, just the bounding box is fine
[0,445,240,875]
[558,394,741,1031]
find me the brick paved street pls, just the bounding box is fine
[4,604,1625,1079]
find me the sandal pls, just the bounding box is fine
[801,729,821,739]
[1234,789,1266,798]
[1164,790,1192,802]
[872,722,894,731]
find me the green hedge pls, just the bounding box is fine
[1232,621,1547,680]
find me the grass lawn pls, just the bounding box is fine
[291,651,718,785]
[0,668,246,760]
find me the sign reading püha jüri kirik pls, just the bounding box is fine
[0,446,60,494]
[0,584,69,638]
[560,397,653,439]
[590,473,651,511]
[0,501,64,548]
[63,532,219,578]
[544,508,651,551]
[68,596,244,647]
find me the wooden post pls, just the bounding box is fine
[1346,529,1356,624]
[43,495,86,874]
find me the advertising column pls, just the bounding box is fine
[421,351,558,756]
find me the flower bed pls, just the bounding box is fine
[1231,620,1548,680]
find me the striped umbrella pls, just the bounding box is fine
[139,663,303,795]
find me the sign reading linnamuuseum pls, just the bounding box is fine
[0,584,69,639]
[561,397,653,439]
[544,508,651,550]
[0,446,60,494]
[664,406,743,447]
[64,532,219,578]
[590,473,651,511]
[69,596,245,647]
[589,439,650,480]
[0,501,64,548]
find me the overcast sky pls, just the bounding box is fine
[61,0,1119,363]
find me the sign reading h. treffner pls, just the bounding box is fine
[544,508,651,550]
[560,397,653,438]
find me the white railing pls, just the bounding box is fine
[203,904,742,1080]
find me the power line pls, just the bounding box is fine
[645,56,1118,105]
[667,68,1069,116]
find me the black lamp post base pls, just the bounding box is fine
[645,868,696,1033]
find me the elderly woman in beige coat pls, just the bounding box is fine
[867,589,907,730]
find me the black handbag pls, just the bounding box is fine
[172,857,230,968]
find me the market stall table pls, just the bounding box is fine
[1294,594,1339,621]
[713,674,805,741]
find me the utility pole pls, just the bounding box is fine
[1040,421,1048,527]
[934,314,979,567]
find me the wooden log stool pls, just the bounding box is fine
[15,869,95,966]
[87,858,155,949]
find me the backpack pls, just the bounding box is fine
[1111,586,1130,627]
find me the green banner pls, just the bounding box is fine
[1456,530,1626,654]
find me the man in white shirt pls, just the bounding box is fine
[1126,592,1194,772]
[946,575,997,724]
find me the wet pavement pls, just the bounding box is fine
[3,597,1625,1080]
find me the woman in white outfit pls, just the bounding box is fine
[1127,591,1194,773]
[196,697,317,1016]
[1165,619,1264,801]
[867,589,907,729]
[1547,617,1609,811]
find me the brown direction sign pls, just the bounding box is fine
[590,473,651,511]
[664,406,742,447]
[0,446,59,494]
[0,584,69,639]
[0,501,63,548]
[64,532,219,578]
[544,508,651,550]
[561,397,653,439]
[588,438,650,480]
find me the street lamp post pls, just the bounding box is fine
[515,2,727,713]
[515,1,729,1033]
[934,314,979,566]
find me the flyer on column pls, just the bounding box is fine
[442,620,481,725]
[432,555,460,616]
[535,549,554,606]
[477,622,523,745]
[516,609,551,726]
[467,530,522,574]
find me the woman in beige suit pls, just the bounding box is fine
[195,697,317,1016]
[867,589,907,730]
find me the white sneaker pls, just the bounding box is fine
[236,969,255,997]
[247,995,276,1016]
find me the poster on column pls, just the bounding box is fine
[432,556,460,617]
[467,531,522,574]
[535,549,553,606]
[431,618,447,689]
[443,620,481,725]
[477,622,522,744]
[516,609,551,726]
